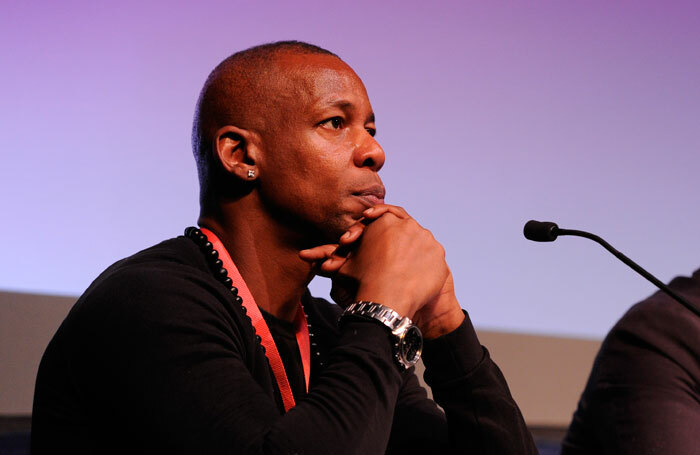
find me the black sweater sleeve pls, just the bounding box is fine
[422,312,538,454]
[384,312,537,454]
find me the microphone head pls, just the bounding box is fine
[524,220,559,242]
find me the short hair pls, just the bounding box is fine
[191,41,338,201]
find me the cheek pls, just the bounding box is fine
[262,132,353,212]
[296,139,350,191]
[311,156,349,199]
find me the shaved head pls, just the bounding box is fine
[192,41,338,200]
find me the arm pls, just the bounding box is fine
[421,312,537,454]
[71,264,407,454]
[302,205,536,454]
[383,312,536,455]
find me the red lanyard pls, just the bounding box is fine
[200,228,310,412]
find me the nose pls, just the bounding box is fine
[353,133,385,172]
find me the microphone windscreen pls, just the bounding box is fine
[524,220,559,242]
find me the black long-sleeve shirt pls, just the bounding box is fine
[563,269,700,454]
[31,236,536,454]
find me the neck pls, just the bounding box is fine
[199,200,317,322]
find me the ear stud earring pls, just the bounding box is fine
[247,170,255,179]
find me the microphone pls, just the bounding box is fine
[523,220,559,242]
[523,220,700,318]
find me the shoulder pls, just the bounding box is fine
[96,236,208,282]
[85,236,216,300]
[608,272,700,351]
[565,270,700,453]
[593,269,700,384]
[66,236,240,336]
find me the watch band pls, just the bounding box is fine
[341,301,413,335]
[340,301,423,370]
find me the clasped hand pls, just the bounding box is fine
[299,205,464,339]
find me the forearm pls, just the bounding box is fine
[422,312,538,454]
[270,320,404,454]
[143,319,405,454]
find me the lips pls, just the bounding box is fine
[352,185,386,207]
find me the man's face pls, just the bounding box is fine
[254,53,385,244]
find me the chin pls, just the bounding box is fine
[315,213,357,244]
[303,205,364,246]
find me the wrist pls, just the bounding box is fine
[354,285,414,318]
[418,303,465,340]
[340,301,423,370]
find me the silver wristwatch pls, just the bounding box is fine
[341,301,423,370]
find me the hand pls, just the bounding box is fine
[412,269,465,339]
[300,204,452,324]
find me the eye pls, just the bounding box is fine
[365,127,376,137]
[320,117,343,130]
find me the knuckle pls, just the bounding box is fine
[379,212,400,226]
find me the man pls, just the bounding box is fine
[32,41,536,454]
[562,268,700,454]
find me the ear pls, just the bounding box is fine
[213,125,261,182]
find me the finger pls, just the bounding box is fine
[319,255,347,274]
[304,250,348,279]
[338,222,366,246]
[361,204,410,221]
[299,244,338,262]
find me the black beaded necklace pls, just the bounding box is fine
[184,226,323,374]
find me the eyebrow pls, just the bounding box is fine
[326,99,353,109]
[323,99,376,123]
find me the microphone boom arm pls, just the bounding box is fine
[556,228,700,318]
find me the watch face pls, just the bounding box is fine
[399,325,423,366]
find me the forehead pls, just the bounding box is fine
[272,53,371,112]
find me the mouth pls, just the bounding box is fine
[352,185,386,207]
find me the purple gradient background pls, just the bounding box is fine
[2,1,699,338]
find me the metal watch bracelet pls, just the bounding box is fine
[339,301,423,369]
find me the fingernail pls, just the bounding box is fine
[364,207,374,214]
[341,231,351,240]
